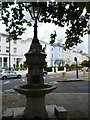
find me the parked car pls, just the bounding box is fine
[81,67,88,72]
[0,71,22,80]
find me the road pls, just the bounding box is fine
[1,78,27,92]
[1,71,89,93]
[53,81,89,93]
[45,70,88,83]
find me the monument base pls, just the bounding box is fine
[23,96,48,119]
[2,105,69,120]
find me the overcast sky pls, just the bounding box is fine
[0,20,88,54]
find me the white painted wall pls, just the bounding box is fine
[0,33,23,68]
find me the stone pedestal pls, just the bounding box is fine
[23,96,48,119]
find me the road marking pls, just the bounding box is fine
[50,81,58,84]
[53,81,58,84]
[13,79,21,81]
[4,89,15,93]
[3,80,10,84]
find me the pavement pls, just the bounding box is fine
[1,70,90,120]
[2,92,89,119]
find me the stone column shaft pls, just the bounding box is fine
[23,96,48,118]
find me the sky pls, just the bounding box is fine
[0,20,88,54]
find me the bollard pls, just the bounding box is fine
[54,106,68,119]
[62,72,66,80]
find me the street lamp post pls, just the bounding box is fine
[28,3,40,44]
[25,3,46,85]
[74,57,78,78]
[8,36,11,71]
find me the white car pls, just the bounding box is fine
[81,67,88,72]
[0,71,22,80]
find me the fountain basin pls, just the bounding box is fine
[14,84,57,97]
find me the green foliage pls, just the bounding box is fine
[78,65,83,69]
[81,60,90,67]
[46,67,52,72]
[54,59,61,66]
[54,59,65,67]
[1,2,90,48]
[54,66,56,72]
[71,64,76,67]
[65,64,69,67]
[1,67,9,70]
[23,61,27,69]
[20,64,23,70]
[15,67,19,71]
[64,63,82,71]
[88,60,90,67]
[70,64,76,69]
[43,62,47,70]
[58,66,64,71]
[1,2,31,40]
[50,30,57,45]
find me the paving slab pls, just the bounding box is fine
[2,105,70,120]
[2,93,89,119]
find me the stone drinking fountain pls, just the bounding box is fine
[14,3,57,119]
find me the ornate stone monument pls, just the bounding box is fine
[14,3,57,119]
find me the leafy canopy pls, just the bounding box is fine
[1,2,90,49]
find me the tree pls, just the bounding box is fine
[50,30,57,45]
[1,2,90,49]
[54,59,61,67]
[54,59,65,67]
[81,60,90,67]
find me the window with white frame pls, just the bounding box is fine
[6,47,9,53]
[13,40,17,44]
[6,37,9,43]
[14,47,17,53]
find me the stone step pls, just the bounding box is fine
[2,105,69,120]
[54,105,68,119]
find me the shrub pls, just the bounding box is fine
[23,61,27,70]
[58,66,64,71]
[20,64,23,70]
[46,67,52,72]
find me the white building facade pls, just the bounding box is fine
[0,33,23,69]
[19,38,63,67]
[62,49,89,65]
[0,32,89,69]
